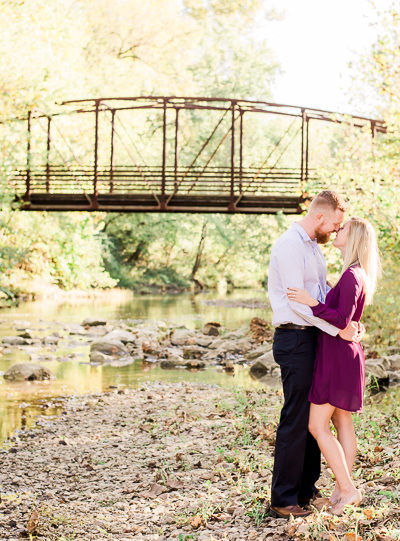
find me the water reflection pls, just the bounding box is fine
[0,290,271,443]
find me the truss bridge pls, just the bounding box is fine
[2,96,386,213]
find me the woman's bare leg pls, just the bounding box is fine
[309,403,361,513]
[330,409,357,504]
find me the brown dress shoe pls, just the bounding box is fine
[269,505,313,519]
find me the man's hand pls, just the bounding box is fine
[357,321,366,341]
[338,321,365,343]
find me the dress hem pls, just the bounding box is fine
[309,398,362,414]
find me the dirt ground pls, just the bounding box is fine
[0,381,399,540]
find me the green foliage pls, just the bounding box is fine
[301,1,400,347]
[102,211,291,291]
[0,211,115,295]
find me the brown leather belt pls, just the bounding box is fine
[277,323,311,330]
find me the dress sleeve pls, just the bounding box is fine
[311,269,363,330]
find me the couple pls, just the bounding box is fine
[267,190,381,518]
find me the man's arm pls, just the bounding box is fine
[274,240,340,336]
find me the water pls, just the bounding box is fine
[0,290,274,442]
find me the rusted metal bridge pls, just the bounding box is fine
[3,96,386,213]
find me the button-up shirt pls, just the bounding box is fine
[268,222,339,336]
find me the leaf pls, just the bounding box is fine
[363,508,374,519]
[345,534,363,541]
[141,483,167,499]
[165,478,184,490]
[27,508,40,534]
[189,515,204,528]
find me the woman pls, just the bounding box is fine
[287,217,381,515]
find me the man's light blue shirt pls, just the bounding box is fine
[268,222,340,336]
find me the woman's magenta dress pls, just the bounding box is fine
[308,266,366,412]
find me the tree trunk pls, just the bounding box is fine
[190,220,207,286]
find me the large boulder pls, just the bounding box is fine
[250,350,275,378]
[89,340,130,363]
[4,363,55,382]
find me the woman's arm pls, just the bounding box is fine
[287,269,363,330]
[287,287,318,306]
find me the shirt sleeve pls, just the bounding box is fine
[274,239,340,336]
[311,269,363,329]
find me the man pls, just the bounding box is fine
[267,191,364,519]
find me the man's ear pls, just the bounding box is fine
[315,213,324,224]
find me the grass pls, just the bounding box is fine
[211,385,400,540]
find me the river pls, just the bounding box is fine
[0,289,274,442]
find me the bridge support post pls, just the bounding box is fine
[109,109,115,194]
[229,101,236,212]
[300,109,309,190]
[174,107,179,192]
[161,99,167,210]
[46,116,51,193]
[25,110,32,201]
[239,109,244,195]
[305,116,309,184]
[92,100,99,209]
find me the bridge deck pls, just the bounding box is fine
[10,165,310,213]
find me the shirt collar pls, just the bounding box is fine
[292,222,316,244]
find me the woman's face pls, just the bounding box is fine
[332,220,351,249]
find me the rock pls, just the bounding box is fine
[170,328,197,346]
[185,360,205,369]
[90,351,111,363]
[209,337,253,357]
[18,330,34,340]
[249,317,272,343]
[102,330,137,344]
[195,336,215,347]
[161,357,186,369]
[141,341,162,356]
[182,345,206,359]
[387,354,400,371]
[90,340,129,363]
[108,358,135,367]
[203,322,221,336]
[365,357,391,379]
[81,317,107,327]
[65,323,86,335]
[2,336,29,346]
[4,363,55,382]
[246,344,273,361]
[250,350,275,378]
[42,334,60,345]
[224,362,235,372]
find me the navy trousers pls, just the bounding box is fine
[270,327,321,507]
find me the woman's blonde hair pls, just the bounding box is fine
[341,217,381,304]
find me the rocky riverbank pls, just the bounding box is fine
[0,381,399,540]
[1,316,399,389]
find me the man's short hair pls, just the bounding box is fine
[309,190,347,213]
